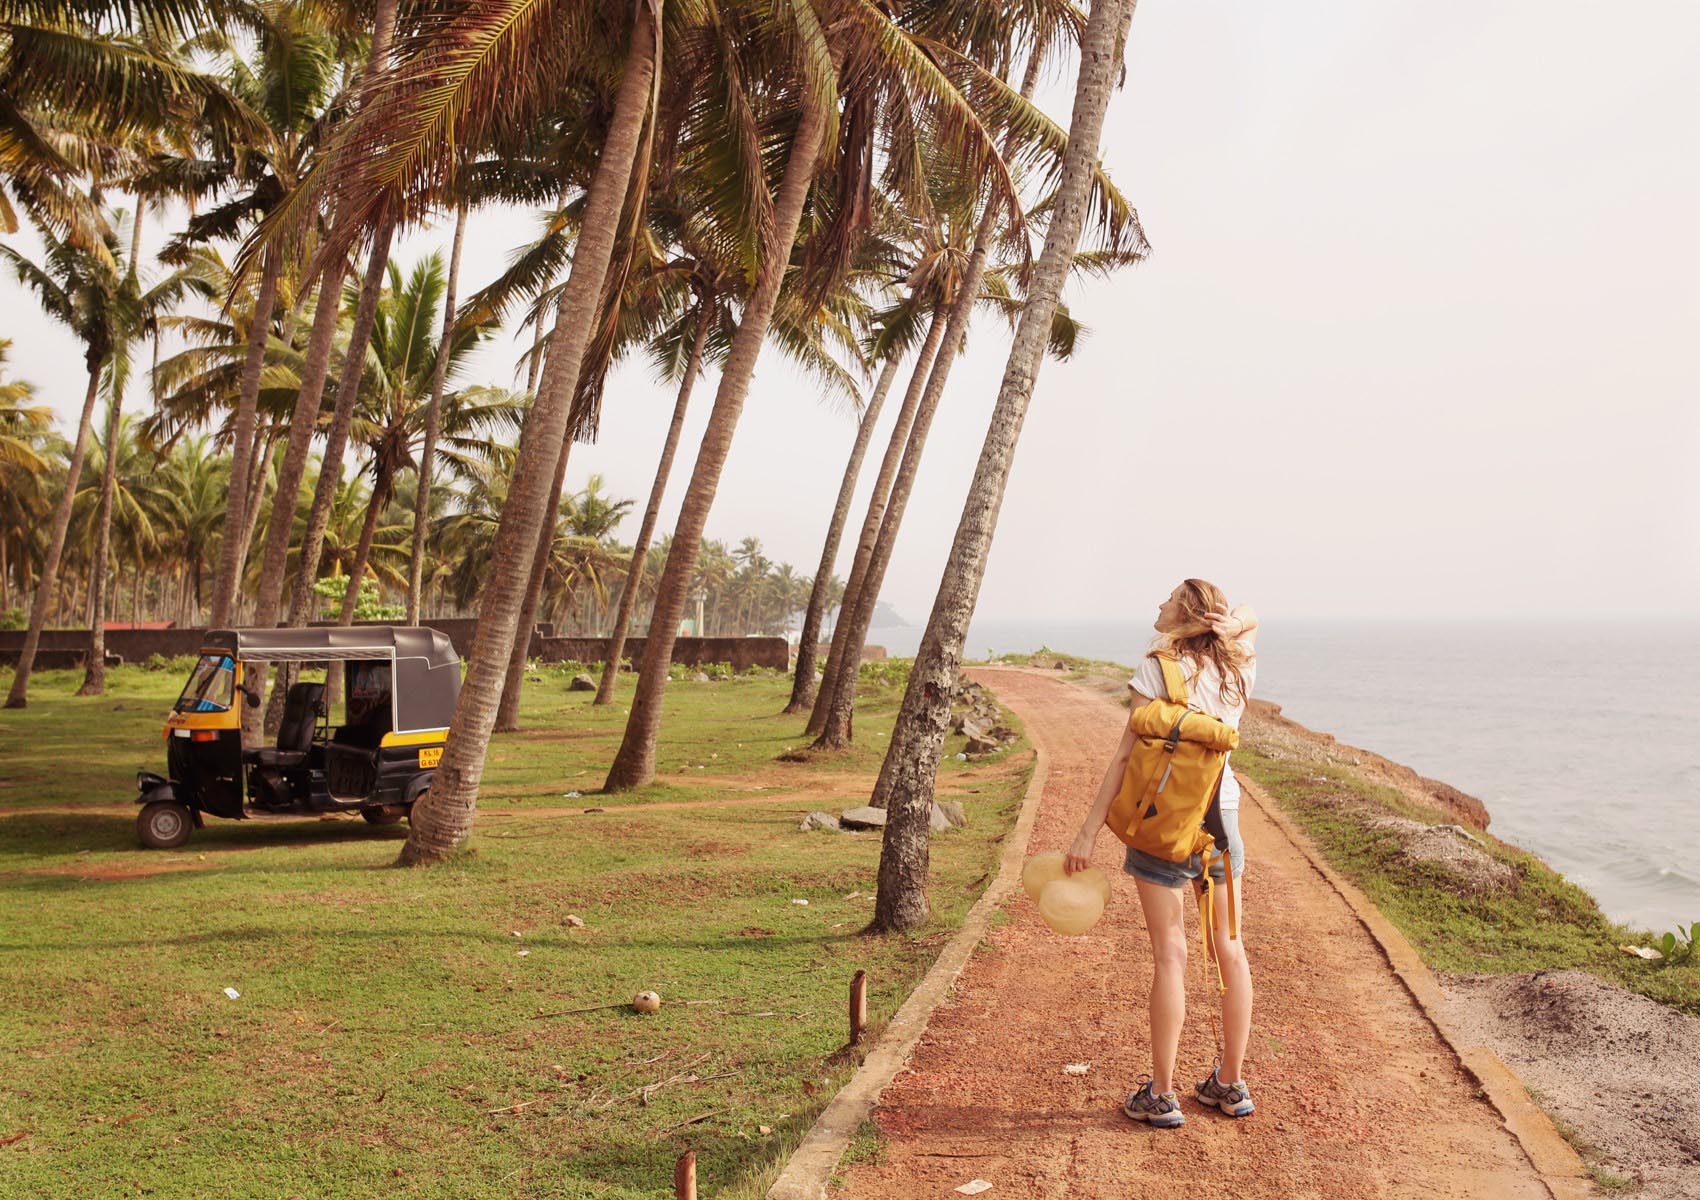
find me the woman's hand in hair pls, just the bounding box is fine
[1206,611,1243,640]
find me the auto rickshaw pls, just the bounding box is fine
[134,626,461,848]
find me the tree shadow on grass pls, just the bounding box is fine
[0,810,409,861]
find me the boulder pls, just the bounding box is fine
[691,671,711,682]
[839,805,888,830]
[568,673,596,691]
[964,732,1001,755]
[798,811,841,832]
[935,800,967,828]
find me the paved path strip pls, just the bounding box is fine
[825,667,1576,1200]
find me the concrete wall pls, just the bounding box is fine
[539,635,790,672]
[0,623,792,671]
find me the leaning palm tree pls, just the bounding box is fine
[239,0,404,669]
[606,0,1070,790]
[807,20,1147,747]
[156,0,344,627]
[78,209,216,695]
[870,0,1142,932]
[2,204,211,706]
[0,0,262,248]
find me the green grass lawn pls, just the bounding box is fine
[0,663,1031,1198]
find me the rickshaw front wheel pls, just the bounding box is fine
[138,800,193,849]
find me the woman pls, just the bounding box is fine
[1064,578,1259,1129]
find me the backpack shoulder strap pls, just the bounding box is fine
[1153,653,1190,705]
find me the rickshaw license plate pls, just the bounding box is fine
[418,747,442,768]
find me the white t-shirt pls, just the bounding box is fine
[1128,637,1257,810]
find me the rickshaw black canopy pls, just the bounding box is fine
[202,627,461,733]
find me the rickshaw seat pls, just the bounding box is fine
[247,681,324,769]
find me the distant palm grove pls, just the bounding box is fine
[2,0,1143,927]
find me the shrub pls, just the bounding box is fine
[857,657,913,691]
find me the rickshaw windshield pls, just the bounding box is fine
[175,653,235,713]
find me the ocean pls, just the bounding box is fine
[866,616,1700,934]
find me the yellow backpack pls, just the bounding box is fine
[1104,653,1242,982]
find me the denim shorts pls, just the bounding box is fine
[1122,803,1244,889]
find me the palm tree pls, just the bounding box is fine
[0,339,52,612]
[2,204,209,706]
[591,297,714,703]
[397,2,667,863]
[406,202,468,623]
[608,0,1078,787]
[326,254,512,631]
[79,204,216,694]
[870,0,1142,933]
[785,353,899,711]
[0,0,261,249]
[241,0,402,676]
[173,0,343,627]
[805,299,947,737]
[539,475,634,634]
[809,26,1147,748]
[150,434,230,623]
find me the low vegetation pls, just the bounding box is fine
[0,664,1032,1198]
[1233,744,1700,1017]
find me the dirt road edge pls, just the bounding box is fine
[766,668,1050,1200]
[1244,780,1594,1200]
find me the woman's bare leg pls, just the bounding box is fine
[1210,873,1253,1081]
[1134,877,1188,1093]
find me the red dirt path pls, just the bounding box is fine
[831,667,1552,1200]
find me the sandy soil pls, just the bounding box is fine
[831,667,1551,1200]
[1444,969,1700,1197]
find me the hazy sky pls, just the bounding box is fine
[6,1,1697,624]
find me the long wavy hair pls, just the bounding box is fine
[1154,577,1253,707]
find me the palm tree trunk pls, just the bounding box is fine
[245,267,347,743]
[242,0,399,735]
[491,435,571,733]
[784,355,898,713]
[399,4,661,865]
[329,462,389,683]
[525,297,548,396]
[593,303,710,706]
[871,0,1138,932]
[805,309,945,737]
[233,424,273,604]
[209,245,282,626]
[604,79,832,792]
[407,201,467,625]
[76,393,122,696]
[5,360,103,708]
[285,224,395,629]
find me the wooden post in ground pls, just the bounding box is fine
[674,1149,696,1200]
[849,970,868,1046]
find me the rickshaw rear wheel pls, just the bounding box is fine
[138,800,193,849]
[361,806,405,826]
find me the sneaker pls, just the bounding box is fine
[1194,1066,1255,1117]
[1123,1076,1185,1128]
